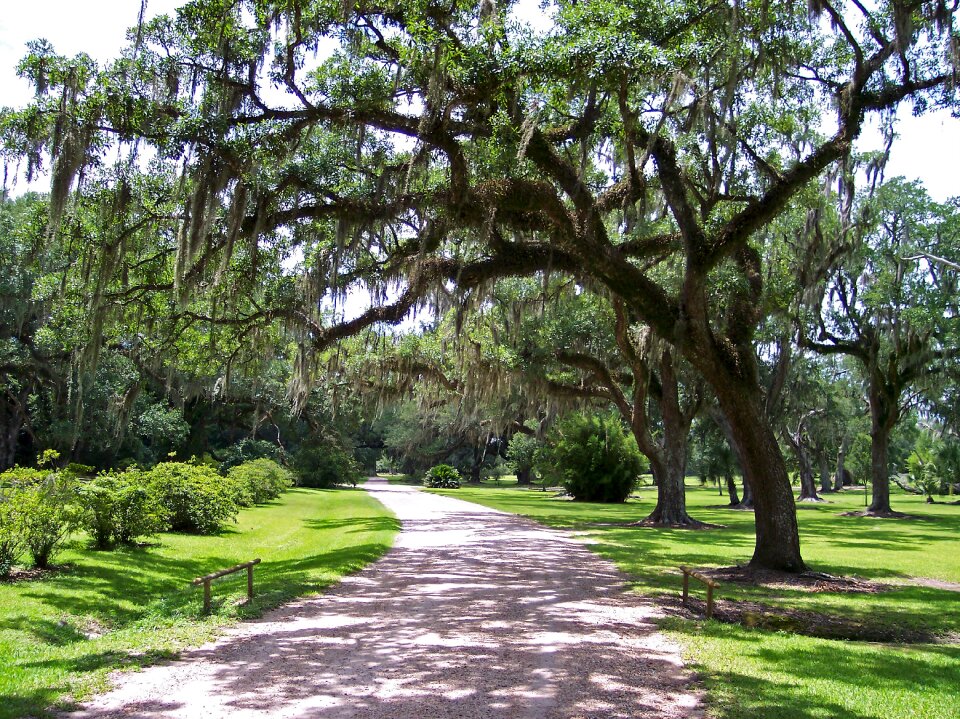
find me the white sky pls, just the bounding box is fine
[1,0,957,202]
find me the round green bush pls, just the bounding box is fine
[76,470,167,548]
[293,437,362,488]
[144,462,238,534]
[536,413,644,503]
[17,474,79,568]
[1,467,79,570]
[227,459,294,504]
[424,464,461,489]
[0,486,24,577]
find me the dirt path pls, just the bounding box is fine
[66,479,701,719]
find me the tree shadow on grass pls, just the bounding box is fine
[61,496,698,719]
[667,620,960,719]
[302,516,401,534]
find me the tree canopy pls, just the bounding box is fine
[2,0,959,570]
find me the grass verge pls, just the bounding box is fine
[432,482,960,719]
[0,486,397,718]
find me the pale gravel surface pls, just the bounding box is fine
[64,479,702,719]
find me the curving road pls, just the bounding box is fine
[66,479,701,719]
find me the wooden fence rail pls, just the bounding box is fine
[191,558,261,613]
[680,566,718,618]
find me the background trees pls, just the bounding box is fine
[801,179,960,515]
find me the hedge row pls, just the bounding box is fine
[0,458,294,575]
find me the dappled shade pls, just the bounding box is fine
[67,480,700,718]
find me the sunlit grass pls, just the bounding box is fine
[0,487,398,718]
[434,481,960,719]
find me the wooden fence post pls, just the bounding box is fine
[680,566,718,618]
[191,558,261,614]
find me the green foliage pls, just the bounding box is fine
[143,462,238,534]
[293,437,362,488]
[36,449,60,468]
[75,471,166,549]
[903,447,943,502]
[0,486,24,577]
[0,466,48,486]
[217,439,284,473]
[536,413,644,503]
[424,464,461,489]
[0,488,397,719]
[376,456,398,474]
[75,479,116,550]
[506,432,539,475]
[227,459,294,504]
[16,473,78,568]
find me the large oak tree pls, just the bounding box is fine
[3,0,957,569]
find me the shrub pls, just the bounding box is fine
[144,462,239,534]
[293,437,362,488]
[217,439,284,473]
[535,413,644,503]
[0,486,24,577]
[227,459,294,504]
[18,473,79,568]
[507,431,540,484]
[76,478,117,549]
[76,471,167,548]
[113,474,168,543]
[63,463,95,478]
[0,466,47,487]
[424,464,461,489]
[903,449,943,502]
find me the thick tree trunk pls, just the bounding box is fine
[834,438,849,490]
[818,451,833,493]
[739,475,755,508]
[710,408,753,509]
[516,467,532,485]
[725,472,740,506]
[789,436,822,502]
[0,395,26,471]
[643,448,700,526]
[712,383,805,571]
[867,379,898,515]
[629,350,703,527]
[868,426,892,513]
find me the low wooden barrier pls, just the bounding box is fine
[680,566,718,618]
[192,558,261,613]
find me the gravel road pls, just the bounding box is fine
[66,479,702,719]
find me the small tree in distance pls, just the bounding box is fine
[536,413,645,503]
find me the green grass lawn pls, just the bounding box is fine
[432,481,960,719]
[0,486,397,719]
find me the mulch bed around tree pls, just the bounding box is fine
[666,565,954,644]
[839,509,932,519]
[1,565,70,582]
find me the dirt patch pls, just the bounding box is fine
[1,564,71,582]
[666,596,940,643]
[897,577,960,593]
[670,566,952,644]
[630,519,725,530]
[587,519,725,530]
[701,565,886,594]
[840,509,932,520]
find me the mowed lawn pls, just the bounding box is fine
[434,482,960,719]
[0,486,398,719]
